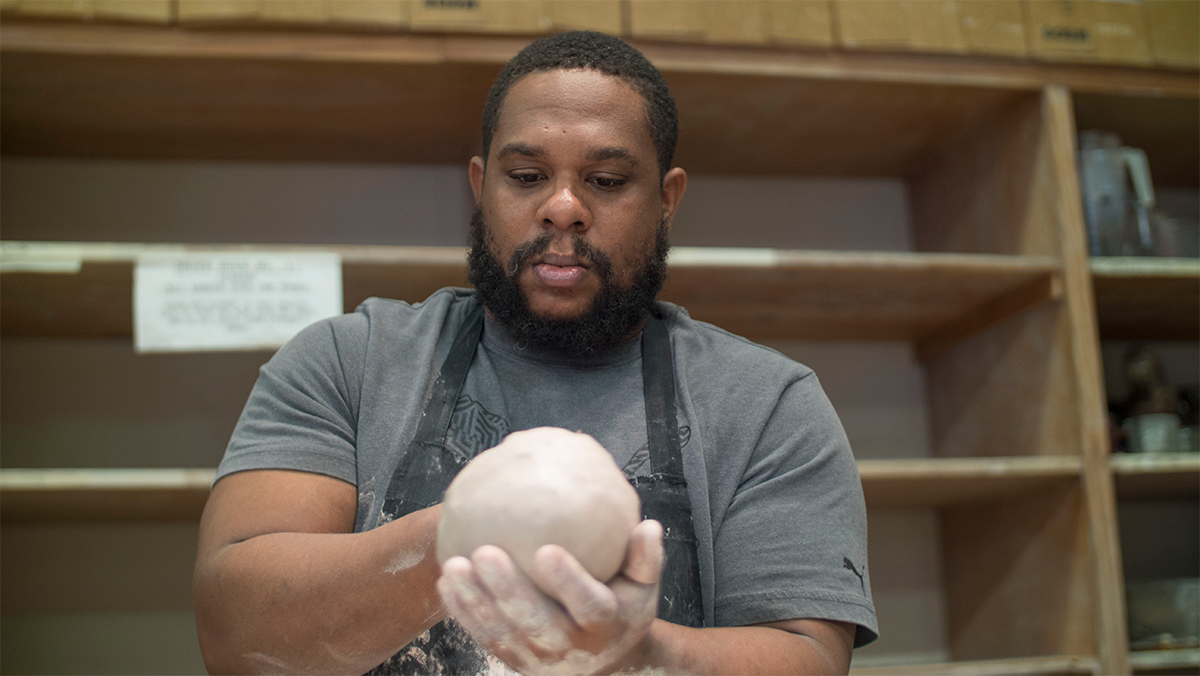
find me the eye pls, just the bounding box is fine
[509,172,545,186]
[590,176,627,189]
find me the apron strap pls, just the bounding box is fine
[642,310,682,477]
[381,301,484,514]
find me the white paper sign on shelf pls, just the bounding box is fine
[135,252,343,353]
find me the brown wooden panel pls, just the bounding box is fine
[942,484,1096,661]
[910,92,1059,257]
[1091,260,1200,341]
[925,303,1081,457]
[1,50,497,163]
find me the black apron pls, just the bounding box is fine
[369,301,703,675]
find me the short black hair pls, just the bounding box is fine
[481,31,678,179]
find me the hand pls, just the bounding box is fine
[437,519,665,676]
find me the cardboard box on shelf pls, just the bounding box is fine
[835,0,911,48]
[409,0,550,34]
[835,0,964,52]
[702,0,768,44]
[958,0,1029,57]
[764,0,835,47]
[10,0,95,16]
[628,0,708,41]
[91,0,172,21]
[1091,0,1152,66]
[910,0,966,53]
[550,0,622,35]
[326,0,409,28]
[1146,0,1200,68]
[259,0,327,23]
[178,0,260,21]
[1024,0,1096,60]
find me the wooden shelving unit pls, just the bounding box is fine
[2,17,1197,676]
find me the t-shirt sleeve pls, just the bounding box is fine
[215,314,365,486]
[712,370,879,647]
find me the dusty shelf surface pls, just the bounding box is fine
[858,456,1083,509]
[0,241,1061,342]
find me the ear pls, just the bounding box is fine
[469,156,486,203]
[659,167,687,233]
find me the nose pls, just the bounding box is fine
[535,180,590,233]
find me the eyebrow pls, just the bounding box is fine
[496,142,546,160]
[494,142,640,166]
[586,146,640,165]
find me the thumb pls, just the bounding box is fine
[621,519,664,585]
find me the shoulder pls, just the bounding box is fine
[295,287,475,346]
[658,301,814,384]
[270,287,476,372]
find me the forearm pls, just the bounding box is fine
[194,505,446,675]
[638,619,850,676]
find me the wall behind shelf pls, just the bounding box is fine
[0,157,913,250]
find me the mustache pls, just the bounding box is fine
[506,232,614,281]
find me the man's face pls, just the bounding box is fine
[467,68,686,352]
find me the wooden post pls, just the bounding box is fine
[1042,84,1131,676]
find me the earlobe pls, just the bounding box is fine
[469,156,486,203]
[660,167,688,230]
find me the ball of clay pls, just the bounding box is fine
[437,427,641,588]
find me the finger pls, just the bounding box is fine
[439,556,522,650]
[472,546,571,654]
[533,544,619,631]
[622,520,665,585]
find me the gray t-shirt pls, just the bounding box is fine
[218,287,878,650]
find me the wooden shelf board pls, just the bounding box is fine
[1112,453,1200,500]
[1091,257,1200,341]
[1130,648,1200,672]
[850,654,1099,676]
[2,457,1086,521]
[0,467,215,522]
[859,456,1083,509]
[0,241,1061,342]
[2,22,1196,172]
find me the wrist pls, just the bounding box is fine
[607,619,664,674]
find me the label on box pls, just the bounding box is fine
[134,252,343,353]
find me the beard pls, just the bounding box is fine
[467,206,669,356]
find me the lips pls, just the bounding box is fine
[531,254,590,288]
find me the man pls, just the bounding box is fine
[194,31,877,676]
